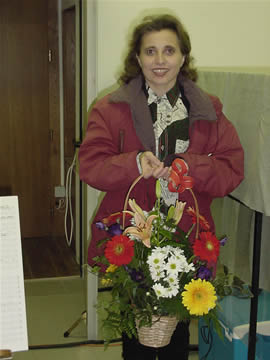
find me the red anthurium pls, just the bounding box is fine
[171,158,189,176]
[168,171,194,193]
[181,176,194,191]
[168,170,180,192]
[168,159,194,193]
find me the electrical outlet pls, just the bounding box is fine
[54,186,65,198]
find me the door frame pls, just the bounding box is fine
[60,0,83,274]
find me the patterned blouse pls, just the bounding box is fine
[146,82,190,206]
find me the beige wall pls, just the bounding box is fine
[93,0,270,91]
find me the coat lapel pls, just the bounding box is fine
[109,76,156,153]
[109,74,217,154]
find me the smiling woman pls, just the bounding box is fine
[136,29,185,96]
[79,13,244,360]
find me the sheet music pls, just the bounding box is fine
[0,196,28,352]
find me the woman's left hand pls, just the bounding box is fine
[153,165,171,180]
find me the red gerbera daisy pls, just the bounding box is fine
[105,235,134,266]
[187,206,210,231]
[193,232,220,263]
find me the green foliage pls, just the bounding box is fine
[214,264,253,299]
[203,308,224,340]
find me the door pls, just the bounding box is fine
[0,0,60,238]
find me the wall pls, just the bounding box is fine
[95,0,270,91]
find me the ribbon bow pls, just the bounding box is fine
[168,158,194,193]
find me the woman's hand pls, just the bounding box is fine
[139,151,170,180]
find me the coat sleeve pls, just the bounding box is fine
[177,97,244,197]
[78,101,141,192]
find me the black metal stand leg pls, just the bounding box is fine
[63,310,87,337]
[248,211,263,360]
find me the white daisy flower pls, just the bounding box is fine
[164,285,179,298]
[153,283,167,298]
[178,256,194,273]
[165,256,183,274]
[150,269,165,282]
[182,262,196,272]
[147,249,166,268]
[167,274,179,287]
[173,247,185,257]
[159,245,172,255]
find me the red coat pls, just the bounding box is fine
[79,74,244,269]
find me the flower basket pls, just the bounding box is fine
[136,315,178,348]
[93,160,250,348]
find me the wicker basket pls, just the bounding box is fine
[136,315,178,348]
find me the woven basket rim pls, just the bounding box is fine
[136,315,178,348]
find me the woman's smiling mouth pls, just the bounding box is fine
[152,68,169,75]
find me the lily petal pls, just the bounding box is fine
[134,212,146,228]
[173,201,186,224]
[128,199,146,220]
[123,226,151,248]
[145,214,158,228]
[123,214,157,248]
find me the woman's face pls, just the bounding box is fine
[136,29,185,96]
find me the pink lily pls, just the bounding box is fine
[123,199,157,248]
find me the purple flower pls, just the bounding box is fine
[108,223,123,236]
[220,236,228,246]
[130,269,144,282]
[95,221,106,231]
[124,266,144,282]
[196,266,212,281]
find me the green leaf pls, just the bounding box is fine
[97,237,110,247]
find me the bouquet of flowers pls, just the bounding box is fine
[92,160,247,347]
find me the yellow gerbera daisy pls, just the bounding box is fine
[106,264,118,273]
[101,278,112,286]
[182,278,217,316]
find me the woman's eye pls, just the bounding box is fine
[166,47,175,55]
[146,48,155,55]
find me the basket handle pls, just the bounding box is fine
[188,188,199,239]
[122,174,143,228]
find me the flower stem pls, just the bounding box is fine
[189,188,199,239]
[185,223,195,238]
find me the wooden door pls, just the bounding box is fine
[0,0,60,238]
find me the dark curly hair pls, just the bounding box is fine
[118,14,198,84]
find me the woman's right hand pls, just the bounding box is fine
[139,151,170,180]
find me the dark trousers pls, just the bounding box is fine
[122,321,190,360]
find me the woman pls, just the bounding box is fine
[79,14,244,360]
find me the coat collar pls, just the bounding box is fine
[109,74,217,153]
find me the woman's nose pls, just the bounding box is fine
[155,52,165,64]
